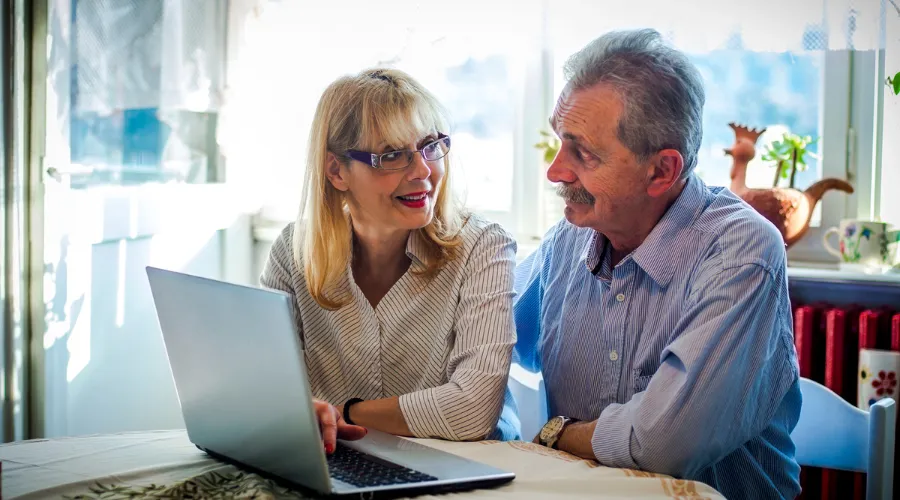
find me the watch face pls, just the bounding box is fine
[540,416,565,441]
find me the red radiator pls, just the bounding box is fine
[792,303,900,500]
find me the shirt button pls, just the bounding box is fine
[615,293,625,302]
[609,350,619,361]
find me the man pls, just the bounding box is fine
[515,29,801,499]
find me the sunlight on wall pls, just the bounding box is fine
[66,294,91,383]
[148,227,223,273]
[115,239,127,328]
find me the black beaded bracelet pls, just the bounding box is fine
[343,398,364,426]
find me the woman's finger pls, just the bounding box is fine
[314,400,338,454]
[337,419,368,441]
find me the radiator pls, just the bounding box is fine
[792,302,900,500]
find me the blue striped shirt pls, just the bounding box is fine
[513,175,802,500]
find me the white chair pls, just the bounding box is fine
[791,377,896,500]
[507,363,548,440]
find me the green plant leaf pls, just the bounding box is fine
[892,72,900,95]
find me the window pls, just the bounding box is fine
[241,0,887,266]
[48,0,226,187]
[543,2,872,262]
[228,0,538,230]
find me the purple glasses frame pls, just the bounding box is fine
[344,134,451,170]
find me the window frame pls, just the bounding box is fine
[787,50,880,265]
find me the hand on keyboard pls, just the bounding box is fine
[314,399,367,454]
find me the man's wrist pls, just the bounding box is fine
[556,420,600,460]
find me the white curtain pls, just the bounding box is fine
[70,0,227,115]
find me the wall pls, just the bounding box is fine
[41,201,254,438]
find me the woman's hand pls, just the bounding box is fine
[313,399,367,454]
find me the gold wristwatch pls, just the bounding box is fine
[538,416,578,449]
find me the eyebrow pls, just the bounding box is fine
[416,133,438,148]
[549,117,585,145]
[373,132,440,153]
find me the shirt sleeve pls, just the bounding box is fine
[258,223,304,340]
[591,260,798,478]
[399,224,517,441]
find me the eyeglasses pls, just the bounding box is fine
[344,134,451,171]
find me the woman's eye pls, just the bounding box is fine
[383,151,403,161]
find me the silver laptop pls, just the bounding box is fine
[145,266,515,497]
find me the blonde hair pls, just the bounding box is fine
[295,68,465,310]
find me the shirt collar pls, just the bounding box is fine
[581,230,605,275]
[632,174,707,286]
[405,229,429,272]
[580,174,708,287]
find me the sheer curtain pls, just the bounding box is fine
[60,0,226,184]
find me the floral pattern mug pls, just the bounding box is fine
[823,219,899,269]
[859,349,900,410]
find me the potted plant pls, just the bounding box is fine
[890,0,900,95]
[534,130,560,164]
[759,132,818,189]
[725,123,853,248]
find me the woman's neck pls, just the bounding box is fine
[350,221,411,307]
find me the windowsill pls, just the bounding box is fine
[787,261,900,285]
[252,216,288,243]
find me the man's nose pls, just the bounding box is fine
[546,147,577,184]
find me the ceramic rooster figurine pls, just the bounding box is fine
[725,122,854,248]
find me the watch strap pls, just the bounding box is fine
[343,398,364,426]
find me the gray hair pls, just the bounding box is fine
[563,29,705,177]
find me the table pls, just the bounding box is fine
[0,430,724,499]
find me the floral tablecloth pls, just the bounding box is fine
[0,430,724,499]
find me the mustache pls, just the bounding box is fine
[555,183,595,205]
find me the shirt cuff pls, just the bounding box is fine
[399,389,458,440]
[591,395,643,469]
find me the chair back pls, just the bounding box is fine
[792,377,896,500]
[507,363,548,440]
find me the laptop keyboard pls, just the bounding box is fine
[327,445,438,488]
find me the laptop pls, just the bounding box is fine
[145,266,515,498]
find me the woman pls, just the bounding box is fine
[260,68,519,454]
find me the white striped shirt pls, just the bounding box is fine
[260,215,518,441]
[513,175,801,499]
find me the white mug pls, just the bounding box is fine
[858,348,900,410]
[823,219,900,270]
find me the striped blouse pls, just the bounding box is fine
[259,215,518,441]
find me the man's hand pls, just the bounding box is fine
[314,399,367,454]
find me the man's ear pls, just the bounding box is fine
[646,149,684,198]
[325,152,350,192]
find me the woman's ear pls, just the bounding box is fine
[325,152,350,192]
